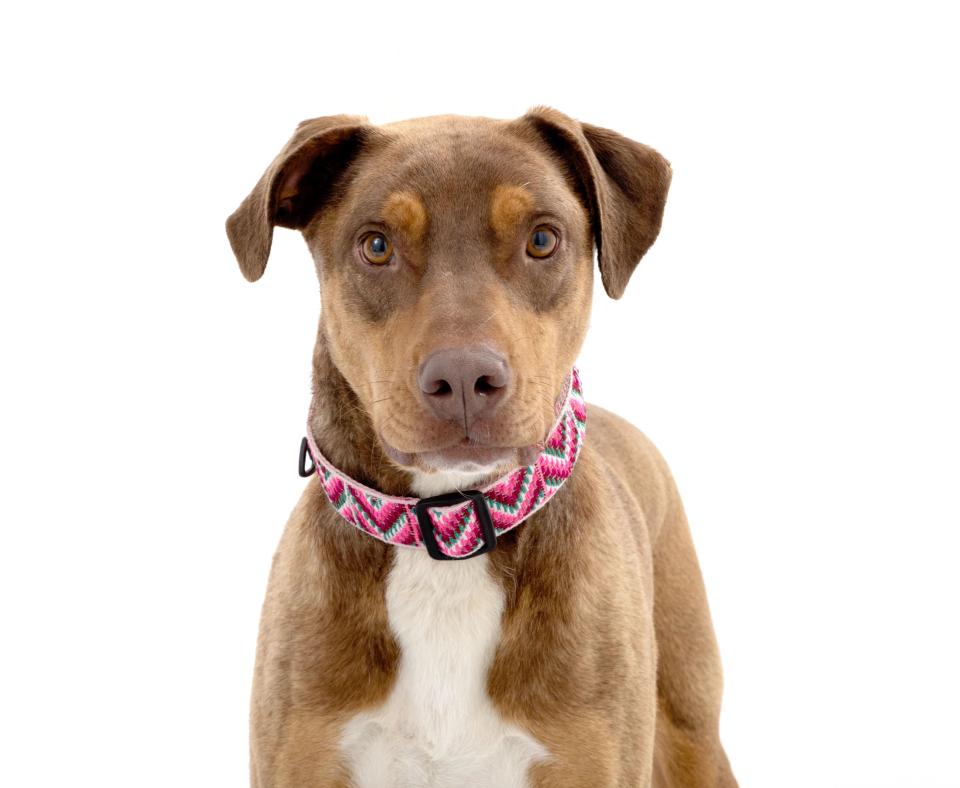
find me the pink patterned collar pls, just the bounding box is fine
[299,367,587,560]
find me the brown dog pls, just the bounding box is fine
[226,106,737,787]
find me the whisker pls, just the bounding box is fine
[477,310,501,328]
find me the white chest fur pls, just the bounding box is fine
[339,470,548,788]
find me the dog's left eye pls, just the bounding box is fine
[360,232,394,265]
[526,225,559,258]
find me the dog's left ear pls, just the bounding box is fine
[226,114,383,282]
[513,106,672,298]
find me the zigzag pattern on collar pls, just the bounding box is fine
[303,367,586,559]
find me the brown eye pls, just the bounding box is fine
[526,225,559,258]
[360,232,394,265]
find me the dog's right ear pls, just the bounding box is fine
[225,115,382,282]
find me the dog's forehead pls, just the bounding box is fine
[346,114,582,231]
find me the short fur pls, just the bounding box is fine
[227,107,736,787]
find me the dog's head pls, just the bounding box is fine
[226,107,670,475]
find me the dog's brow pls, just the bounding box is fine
[489,184,536,241]
[380,191,428,243]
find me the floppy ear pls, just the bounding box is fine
[514,106,672,298]
[225,114,382,282]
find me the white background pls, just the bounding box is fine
[2,1,958,786]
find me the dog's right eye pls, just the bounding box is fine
[359,232,394,265]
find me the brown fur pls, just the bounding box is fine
[490,184,536,242]
[380,191,429,247]
[228,106,736,787]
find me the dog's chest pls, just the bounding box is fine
[339,473,548,788]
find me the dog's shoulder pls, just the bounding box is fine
[585,404,684,544]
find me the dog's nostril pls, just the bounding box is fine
[428,379,453,397]
[474,376,502,396]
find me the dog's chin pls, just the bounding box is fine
[380,436,540,477]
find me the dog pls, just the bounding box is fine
[226,106,737,788]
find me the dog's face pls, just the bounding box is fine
[227,107,671,474]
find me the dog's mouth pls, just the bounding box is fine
[373,374,563,475]
[379,434,541,474]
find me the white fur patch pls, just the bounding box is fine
[339,469,549,788]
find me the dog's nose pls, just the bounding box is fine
[418,347,511,426]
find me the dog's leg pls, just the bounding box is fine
[248,483,398,788]
[524,715,624,788]
[251,710,352,788]
[651,495,737,787]
[249,627,355,788]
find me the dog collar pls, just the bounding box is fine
[298,367,586,560]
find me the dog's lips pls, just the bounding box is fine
[422,440,532,469]
[379,434,540,473]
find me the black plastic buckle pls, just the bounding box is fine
[414,490,497,561]
[298,437,315,478]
